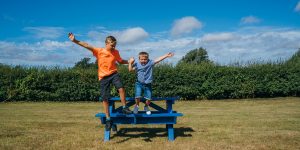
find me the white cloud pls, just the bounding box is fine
[23,27,65,39]
[201,33,236,42]
[1,27,300,67]
[123,27,300,65]
[171,16,202,37]
[295,1,300,12]
[0,40,89,66]
[198,27,300,64]
[86,27,149,45]
[240,16,261,24]
[87,30,107,42]
[113,27,149,44]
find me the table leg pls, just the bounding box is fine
[112,124,117,132]
[166,124,174,141]
[104,129,110,142]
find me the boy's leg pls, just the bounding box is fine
[133,98,140,114]
[102,100,110,118]
[144,83,152,115]
[144,100,151,115]
[118,87,132,114]
[135,82,142,106]
[144,83,152,106]
[112,73,132,114]
[118,87,126,106]
[135,98,141,106]
[145,99,151,106]
[100,77,113,131]
[103,100,112,131]
[134,82,142,114]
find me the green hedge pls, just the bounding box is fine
[0,58,299,101]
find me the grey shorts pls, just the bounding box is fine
[99,72,124,101]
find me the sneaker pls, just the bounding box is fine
[122,106,132,114]
[133,105,139,114]
[105,119,113,131]
[144,106,151,115]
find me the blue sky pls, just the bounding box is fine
[1,0,300,66]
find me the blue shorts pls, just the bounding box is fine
[135,82,152,100]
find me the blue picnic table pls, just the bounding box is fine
[95,97,183,141]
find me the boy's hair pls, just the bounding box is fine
[105,36,117,44]
[139,51,149,58]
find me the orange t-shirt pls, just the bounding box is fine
[92,48,123,80]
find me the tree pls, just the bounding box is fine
[74,57,97,69]
[286,48,300,64]
[179,47,212,64]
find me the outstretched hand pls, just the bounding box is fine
[166,52,174,57]
[68,33,75,42]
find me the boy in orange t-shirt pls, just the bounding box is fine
[68,33,132,131]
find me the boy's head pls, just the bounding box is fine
[138,51,149,65]
[105,36,117,50]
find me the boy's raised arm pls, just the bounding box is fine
[154,52,174,64]
[119,60,129,64]
[68,33,95,52]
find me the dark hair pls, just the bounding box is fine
[105,36,117,44]
[139,51,149,56]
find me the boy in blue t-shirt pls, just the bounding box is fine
[128,52,174,115]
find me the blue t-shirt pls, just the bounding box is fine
[132,59,155,84]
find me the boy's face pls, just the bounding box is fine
[106,41,116,51]
[139,55,149,65]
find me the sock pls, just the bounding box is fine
[107,117,110,121]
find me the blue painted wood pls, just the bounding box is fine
[109,97,179,101]
[166,100,173,113]
[104,130,110,142]
[96,113,181,124]
[112,124,117,132]
[96,97,182,142]
[149,102,167,112]
[167,124,174,141]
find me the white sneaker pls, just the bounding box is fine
[144,106,151,115]
[133,105,139,114]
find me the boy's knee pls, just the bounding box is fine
[118,88,125,92]
[146,99,151,105]
[102,99,109,103]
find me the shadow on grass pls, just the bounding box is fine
[110,127,194,143]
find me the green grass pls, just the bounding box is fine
[0,97,300,150]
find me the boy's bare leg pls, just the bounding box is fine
[103,100,113,131]
[118,88,126,106]
[146,99,151,106]
[133,98,140,114]
[103,100,110,118]
[135,98,140,106]
[118,88,132,114]
[145,99,151,115]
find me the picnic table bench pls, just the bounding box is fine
[95,97,183,141]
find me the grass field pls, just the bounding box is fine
[0,97,300,150]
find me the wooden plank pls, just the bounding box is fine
[109,97,180,101]
[95,112,183,118]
